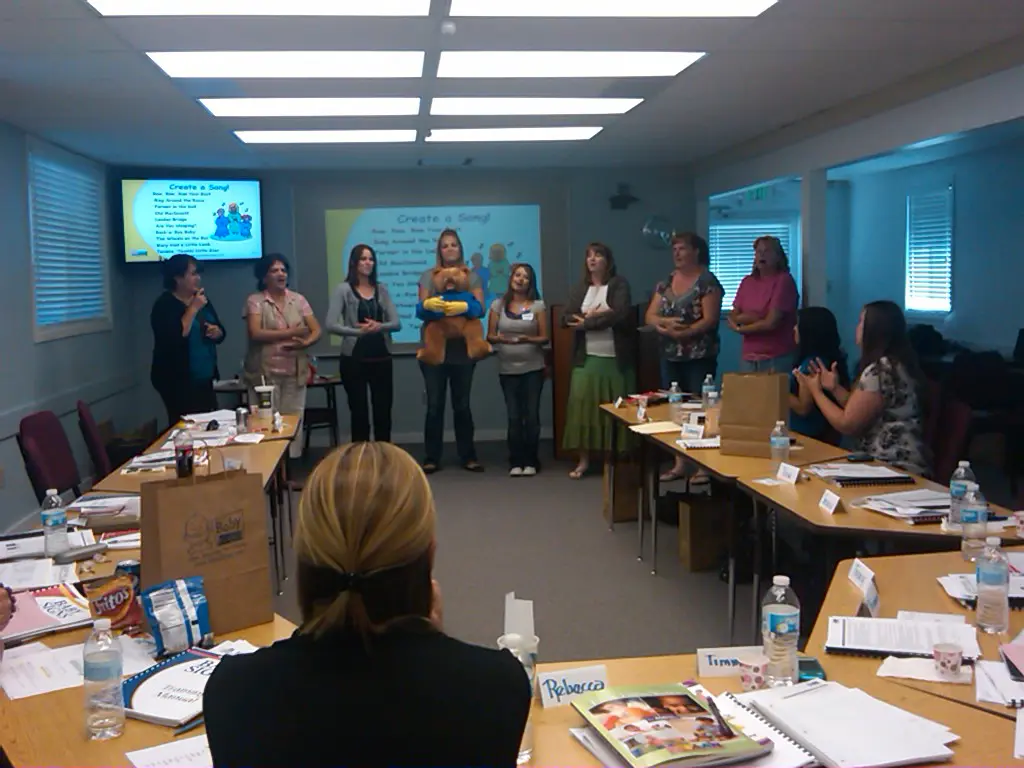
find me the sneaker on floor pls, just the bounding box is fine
[509,467,523,477]
[522,466,537,476]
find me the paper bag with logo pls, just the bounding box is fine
[140,470,272,634]
[718,372,788,457]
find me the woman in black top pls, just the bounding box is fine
[325,244,401,442]
[149,254,226,426]
[203,442,531,768]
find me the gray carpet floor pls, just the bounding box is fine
[272,440,755,662]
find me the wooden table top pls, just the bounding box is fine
[737,466,1020,540]
[601,401,849,481]
[92,439,289,495]
[809,550,1024,723]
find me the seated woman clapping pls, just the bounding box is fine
[203,442,531,768]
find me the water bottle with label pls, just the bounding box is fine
[976,536,1009,634]
[701,374,715,410]
[83,618,125,740]
[960,481,988,561]
[668,381,684,425]
[41,488,69,557]
[762,575,800,686]
[770,421,790,473]
[497,633,537,765]
[948,460,975,525]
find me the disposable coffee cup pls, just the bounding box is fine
[1014,510,1024,539]
[933,642,963,677]
[254,385,275,418]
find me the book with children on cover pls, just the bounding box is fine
[572,683,773,768]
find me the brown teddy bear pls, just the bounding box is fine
[416,265,492,366]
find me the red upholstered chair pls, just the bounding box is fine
[931,395,973,482]
[77,400,112,478]
[17,411,82,504]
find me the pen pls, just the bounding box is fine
[175,716,204,736]
[705,696,733,738]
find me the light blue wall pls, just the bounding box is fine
[0,122,144,531]
[843,139,1024,357]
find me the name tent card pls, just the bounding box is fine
[681,422,705,439]
[696,646,765,677]
[848,558,876,596]
[776,463,800,485]
[859,579,881,618]
[819,489,843,515]
[537,664,608,708]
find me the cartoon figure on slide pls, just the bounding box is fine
[486,243,510,298]
[211,201,254,241]
[416,265,491,366]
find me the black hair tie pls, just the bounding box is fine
[326,570,365,594]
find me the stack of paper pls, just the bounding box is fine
[182,409,237,425]
[0,558,78,591]
[629,421,681,435]
[938,574,1024,604]
[127,735,212,768]
[824,615,982,660]
[976,660,1024,707]
[677,436,721,450]
[855,489,950,523]
[734,679,957,767]
[68,494,140,522]
[0,530,95,561]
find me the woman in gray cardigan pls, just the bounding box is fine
[326,244,401,442]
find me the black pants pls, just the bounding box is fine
[499,369,545,469]
[420,361,476,465]
[339,356,393,442]
[661,357,718,395]
[156,378,218,428]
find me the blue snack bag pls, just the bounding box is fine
[140,576,214,657]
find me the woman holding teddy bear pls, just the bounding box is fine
[416,229,487,475]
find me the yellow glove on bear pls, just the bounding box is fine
[443,301,469,317]
[422,296,447,313]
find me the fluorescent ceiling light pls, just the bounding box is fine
[235,130,417,144]
[437,51,703,78]
[148,51,425,79]
[200,97,420,117]
[426,127,602,142]
[449,0,776,16]
[430,97,641,116]
[87,0,430,16]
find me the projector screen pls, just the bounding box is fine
[325,204,543,347]
[121,178,264,263]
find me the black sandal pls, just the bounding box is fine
[463,461,485,473]
[422,462,439,475]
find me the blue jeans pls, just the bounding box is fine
[740,354,793,373]
[499,369,545,469]
[420,361,476,465]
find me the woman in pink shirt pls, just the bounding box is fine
[728,236,798,372]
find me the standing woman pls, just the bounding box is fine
[416,228,485,474]
[644,232,723,481]
[795,300,929,475]
[326,244,400,443]
[562,243,634,480]
[150,253,226,426]
[244,254,322,459]
[487,263,548,477]
[728,235,799,372]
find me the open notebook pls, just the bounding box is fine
[732,679,957,768]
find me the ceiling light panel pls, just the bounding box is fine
[235,130,417,144]
[449,0,776,16]
[426,127,603,142]
[430,97,641,115]
[87,0,430,15]
[201,97,421,117]
[437,51,703,78]
[148,51,425,79]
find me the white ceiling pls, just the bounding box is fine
[2,0,1024,170]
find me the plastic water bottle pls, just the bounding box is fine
[770,421,790,474]
[948,460,975,525]
[976,536,1009,634]
[701,374,715,409]
[41,489,69,557]
[498,634,536,765]
[83,618,125,740]
[960,481,988,561]
[668,381,685,425]
[762,575,800,686]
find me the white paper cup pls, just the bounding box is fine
[1014,510,1024,538]
[254,385,276,418]
[738,654,770,691]
[933,642,963,677]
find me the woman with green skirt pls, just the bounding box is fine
[562,242,635,479]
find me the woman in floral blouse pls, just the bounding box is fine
[795,300,929,476]
[644,232,723,482]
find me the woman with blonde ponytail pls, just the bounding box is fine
[203,442,531,768]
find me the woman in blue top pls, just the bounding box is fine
[790,306,848,442]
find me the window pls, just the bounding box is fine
[28,141,111,342]
[905,186,953,314]
[708,221,794,310]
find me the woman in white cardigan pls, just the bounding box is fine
[326,244,401,442]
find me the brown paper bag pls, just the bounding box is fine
[140,470,273,634]
[718,372,788,457]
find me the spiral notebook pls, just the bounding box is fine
[121,647,222,727]
[977,660,1024,708]
[0,583,92,644]
[824,616,981,660]
[806,464,914,488]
